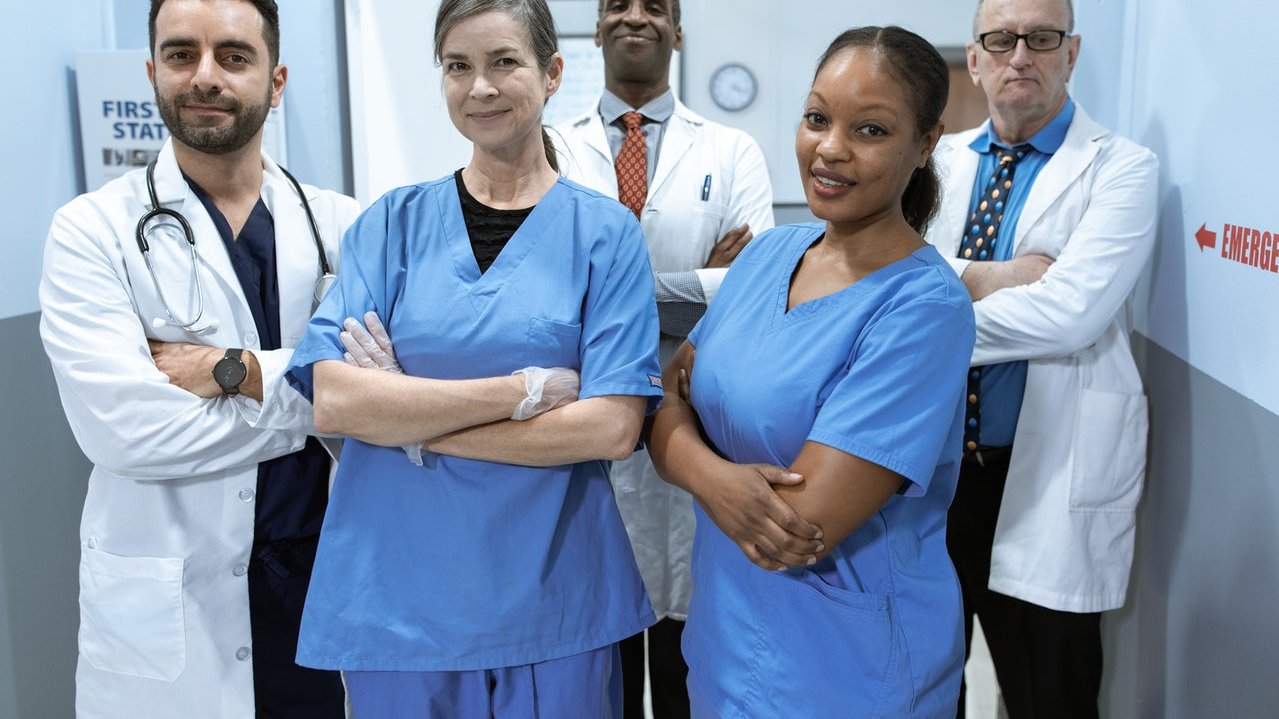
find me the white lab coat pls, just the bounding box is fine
[553,100,774,619]
[926,105,1159,613]
[39,140,359,718]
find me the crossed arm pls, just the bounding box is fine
[645,342,903,570]
[149,340,264,400]
[320,314,646,467]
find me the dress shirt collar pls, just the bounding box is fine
[599,88,676,127]
[970,97,1076,156]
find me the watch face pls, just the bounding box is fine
[710,63,757,112]
[214,357,247,388]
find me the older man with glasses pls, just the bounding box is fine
[922,0,1159,716]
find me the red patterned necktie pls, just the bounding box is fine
[614,111,647,219]
[960,145,1027,458]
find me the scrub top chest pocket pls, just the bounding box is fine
[525,316,581,369]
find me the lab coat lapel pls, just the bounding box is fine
[649,102,697,199]
[935,127,983,256]
[1013,106,1103,255]
[582,115,614,176]
[575,112,618,199]
[150,141,252,336]
[260,157,319,342]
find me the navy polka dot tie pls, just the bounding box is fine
[960,145,1028,458]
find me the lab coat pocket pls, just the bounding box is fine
[79,545,186,682]
[526,317,581,368]
[689,201,728,221]
[688,202,729,245]
[758,572,900,716]
[1068,388,1148,511]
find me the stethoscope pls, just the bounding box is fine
[135,159,336,333]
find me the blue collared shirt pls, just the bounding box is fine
[599,88,675,186]
[967,98,1075,447]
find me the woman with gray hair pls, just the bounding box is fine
[283,0,662,715]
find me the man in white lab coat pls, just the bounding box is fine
[924,0,1158,716]
[39,1,358,717]
[553,1,773,715]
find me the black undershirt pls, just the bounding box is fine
[454,169,533,273]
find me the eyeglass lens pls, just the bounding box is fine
[982,30,1065,52]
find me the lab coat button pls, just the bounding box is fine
[86,537,97,549]
[233,564,247,577]
[235,647,251,661]
[239,488,255,502]
[245,333,258,346]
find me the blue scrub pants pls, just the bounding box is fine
[344,643,622,718]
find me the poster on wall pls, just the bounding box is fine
[75,50,287,192]
[544,37,608,127]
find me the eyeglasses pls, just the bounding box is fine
[977,30,1070,53]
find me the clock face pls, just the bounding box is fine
[710,63,757,112]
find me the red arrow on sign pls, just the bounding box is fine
[1195,223,1217,252]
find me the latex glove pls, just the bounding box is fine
[512,367,580,420]
[339,312,433,466]
[340,312,400,372]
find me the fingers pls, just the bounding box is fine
[739,542,787,572]
[703,224,754,268]
[718,224,752,252]
[362,311,396,360]
[759,465,804,487]
[751,512,825,565]
[339,330,378,368]
[696,462,827,569]
[752,466,824,546]
[343,317,378,352]
[342,316,400,371]
[677,367,691,403]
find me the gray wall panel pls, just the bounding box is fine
[1101,334,1279,718]
[0,312,90,718]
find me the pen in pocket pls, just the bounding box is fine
[701,174,712,201]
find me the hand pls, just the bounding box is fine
[149,340,222,397]
[703,223,753,268]
[694,463,825,570]
[340,312,401,372]
[512,367,581,420]
[961,254,1054,301]
[677,367,691,404]
[337,313,432,466]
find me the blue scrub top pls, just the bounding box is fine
[682,224,974,717]
[286,175,663,671]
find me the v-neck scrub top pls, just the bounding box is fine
[285,175,663,671]
[682,223,975,717]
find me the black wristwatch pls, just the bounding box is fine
[213,348,247,396]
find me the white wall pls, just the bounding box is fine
[1071,1,1279,716]
[679,0,975,204]
[0,1,114,320]
[346,0,976,205]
